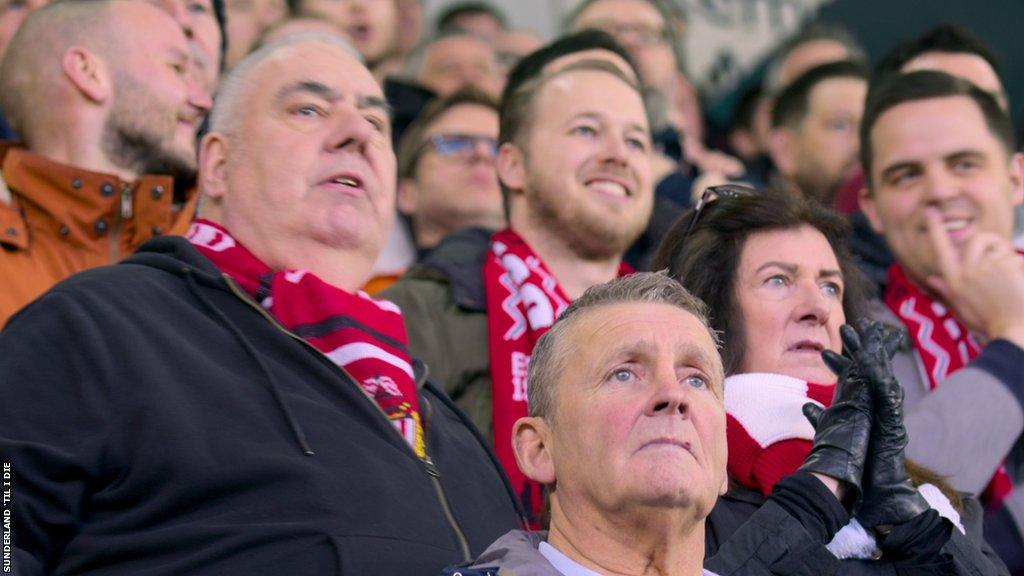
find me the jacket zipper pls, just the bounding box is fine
[221,275,473,560]
[109,182,134,262]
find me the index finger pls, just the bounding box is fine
[924,206,961,281]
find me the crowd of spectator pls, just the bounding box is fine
[1,0,1023,574]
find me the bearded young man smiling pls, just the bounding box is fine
[0,0,212,326]
[384,35,654,523]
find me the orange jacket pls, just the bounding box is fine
[0,144,197,326]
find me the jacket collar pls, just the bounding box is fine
[0,143,175,250]
[413,226,494,312]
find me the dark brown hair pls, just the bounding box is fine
[653,188,868,375]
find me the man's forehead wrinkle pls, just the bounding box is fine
[274,80,339,102]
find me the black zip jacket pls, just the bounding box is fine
[706,473,1008,576]
[0,236,525,575]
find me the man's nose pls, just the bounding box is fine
[645,366,690,417]
[599,131,631,164]
[326,104,376,151]
[187,70,213,114]
[922,166,960,204]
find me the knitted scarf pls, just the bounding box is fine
[483,228,630,522]
[724,373,834,496]
[188,219,425,458]
[884,262,1011,508]
[725,373,965,559]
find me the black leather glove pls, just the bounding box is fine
[798,341,874,507]
[825,321,929,530]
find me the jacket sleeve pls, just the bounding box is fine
[901,340,1024,494]
[0,289,123,574]
[705,472,846,576]
[940,494,1011,576]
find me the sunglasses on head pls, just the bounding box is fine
[683,184,759,240]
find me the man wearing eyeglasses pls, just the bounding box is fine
[395,87,503,255]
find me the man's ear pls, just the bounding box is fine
[512,416,555,485]
[766,127,796,178]
[397,178,418,216]
[199,132,230,205]
[496,142,526,195]
[858,185,886,234]
[61,46,111,104]
[1008,152,1024,207]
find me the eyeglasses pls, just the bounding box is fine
[421,133,499,159]
[683,184,759,241]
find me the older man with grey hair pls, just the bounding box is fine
[451,272,729,575]
[0,32,524,576]
[451,272,930,576]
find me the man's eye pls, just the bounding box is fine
[293,105,325,118]
[827,119,852,132]
[952,159,980,173]
[611,369,635,383]
[888,170,919,187]
[683,375,708,389]
[625,136,648,151]
[571,125,597,137]
[365,115,387,132]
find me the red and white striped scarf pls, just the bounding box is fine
[724,373,834,495]
[188,219,425,458]
[885,262,1010,508]
[483,228,630,522]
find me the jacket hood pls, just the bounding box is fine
[414,226,493,312]
[125,234,229,287]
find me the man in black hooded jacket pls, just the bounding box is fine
[0,31,524,576]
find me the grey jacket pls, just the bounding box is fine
[864,299,1024,494]
[866,298,1024,568]
[447,530,720,576]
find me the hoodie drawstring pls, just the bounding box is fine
[184,270,315,456]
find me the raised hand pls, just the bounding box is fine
[836,320,928,530]
[798,341,874,506]
[923,206,1024,349]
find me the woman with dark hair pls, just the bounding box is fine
[655,186,1006,575]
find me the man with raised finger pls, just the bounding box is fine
[859,69,1024,568]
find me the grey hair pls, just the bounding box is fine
[209,31,362,137]
[527,271,720,421]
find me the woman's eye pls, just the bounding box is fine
[765,275,788,287]
[821,282,843,298]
